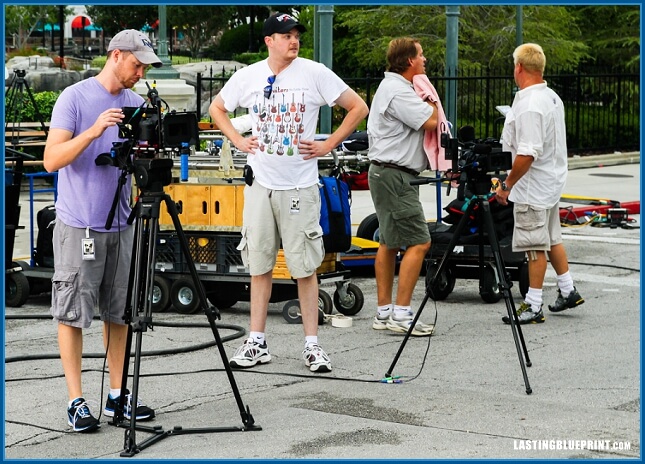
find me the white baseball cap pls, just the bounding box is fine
[108,29,162,67]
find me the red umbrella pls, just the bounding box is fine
[71,16,91,29]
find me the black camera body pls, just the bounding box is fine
[441,126,512,198]
[97,83,199,191]
[459,139,512,175]
[119,106,199,154]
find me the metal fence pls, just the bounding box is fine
[197,65,640,154]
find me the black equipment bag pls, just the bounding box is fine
[34,205,56,268]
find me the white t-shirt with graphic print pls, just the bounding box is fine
[218,57,349,190]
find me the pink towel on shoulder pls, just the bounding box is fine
[412,74,452,171]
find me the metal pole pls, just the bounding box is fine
[58,5,64,62]
[445,6,459,126]
[146,5,179,79]
[317,5,334,134]
[516,6,523,47]
[313,6,320,62]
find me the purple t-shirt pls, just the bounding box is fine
[50,77,144,232]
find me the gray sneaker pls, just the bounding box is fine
[548,287,585,312]
[502,302,545,325]
[385,310,434,336]
[372,310,391,330]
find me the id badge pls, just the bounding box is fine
[82,227,95,260]
[290,196,300,214]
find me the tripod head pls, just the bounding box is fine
[13,68,26,77]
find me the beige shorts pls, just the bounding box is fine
[237,182,324,278]
[512,203,562,252]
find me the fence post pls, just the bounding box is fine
[196,72,202,121]
[615,71,622,146]
[575,67,582,152]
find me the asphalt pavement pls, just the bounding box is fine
[4,153,641,460]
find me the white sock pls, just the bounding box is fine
[109,388,121,399]
[557,272,575,295]
[305,336,318,348]
[377,304,392,316]
[525,288,543,312]
[393,305,412,317]
[250,331,265,345]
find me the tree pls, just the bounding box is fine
[571,5,640,68]
[167,6,236,57]
[5,5,71,49]
[85,5,158,36]
[333,5,593,76]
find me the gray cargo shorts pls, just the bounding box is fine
[50,220,133,328]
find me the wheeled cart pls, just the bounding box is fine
[425,221,528,303]
[153,175,364,323]
[356,212,529,304]
[5,149,58,307]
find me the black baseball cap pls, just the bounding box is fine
[263,13,306,37]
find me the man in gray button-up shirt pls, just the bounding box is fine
[367,37,438,337]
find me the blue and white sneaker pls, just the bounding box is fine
[67,397,100,432]
[104,389,155,421]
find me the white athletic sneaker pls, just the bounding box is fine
[302,344,332,373]
[385,310,434,336]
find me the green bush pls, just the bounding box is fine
[233,51,268,65]
[219,23,264,57]
[5,90,60,122]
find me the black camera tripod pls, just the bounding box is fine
[107,157,260,456]
[385,173,533,394]
[5,69,49,145]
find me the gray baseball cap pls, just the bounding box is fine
[108,29,162,68]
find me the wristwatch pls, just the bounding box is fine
[501,181,510,191]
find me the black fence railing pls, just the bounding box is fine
[197,65,640,155]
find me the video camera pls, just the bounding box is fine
[96,82,199,190]
[441,125,512,198]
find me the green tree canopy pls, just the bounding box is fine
[5,5,72,49]
[333,5,594,76]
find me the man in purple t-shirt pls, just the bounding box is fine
[44,30,161,433]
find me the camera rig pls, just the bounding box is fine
[441,125,512,198]
[96,82,199,192]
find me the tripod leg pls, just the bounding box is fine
[479,200,532,394]
[386,207,473,377]
[21,78,49,133]
[162,194,258,428]
[121,206,157,454]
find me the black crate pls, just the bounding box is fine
[155,231,244,274]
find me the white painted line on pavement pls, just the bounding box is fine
[562,234,640,246]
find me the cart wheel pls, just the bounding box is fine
[333,283,364,316]
[6,271,30,307]
[518,261,529,298]
[283,300,302,324]
[13,261,30,271]
[152,275,171,312]
[207,283,242,309]
[356,213,380,241]
[480,263,503,304]
[318,290,333,325]
[425,261,455,301]
[170,277,201,314]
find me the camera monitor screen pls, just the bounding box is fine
[162,112,199,148]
